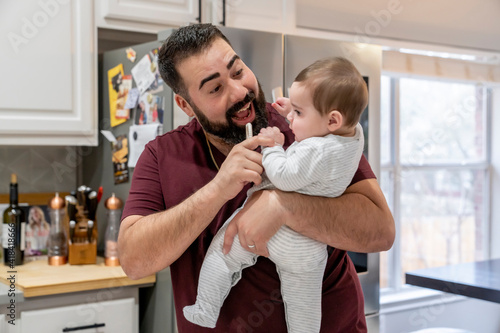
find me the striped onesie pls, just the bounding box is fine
[184,123,364,332]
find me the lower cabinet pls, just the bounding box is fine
[0,314,5,332]
[20,298,136,333]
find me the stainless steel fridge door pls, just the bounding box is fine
[84,40,177,333]
[159,27,284,124]
[219,27,284,102]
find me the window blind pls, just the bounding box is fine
[383,50,500,84]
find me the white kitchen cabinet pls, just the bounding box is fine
[99,0,199,29]
[220,0,289,32]
[0,0,97,146]
[20,297,136,333]
[97,0,289,34]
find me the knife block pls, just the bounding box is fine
[67,205,98,265]
[68,238,97,265]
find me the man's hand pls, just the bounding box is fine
[223,190,285,257]
[222,178,395,256]
[211,135,275,201]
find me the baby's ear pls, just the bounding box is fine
[327,110,343,131]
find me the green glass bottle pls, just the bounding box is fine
[2,174,26,267]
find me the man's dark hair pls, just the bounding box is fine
[158,24,231,100]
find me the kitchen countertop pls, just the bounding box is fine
[0,257,155,301]
[406,258,500,303]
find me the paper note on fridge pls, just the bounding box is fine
[128,123,161,168]
[124,87,140,109]
[100,130,117,143]
[131,54,156,94]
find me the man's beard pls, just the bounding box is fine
[190,84,268,145]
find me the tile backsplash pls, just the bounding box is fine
[0,146,78,194]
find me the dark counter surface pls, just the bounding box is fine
[406,258,500,303]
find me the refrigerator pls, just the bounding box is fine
[83,27,381,333]
[83,39,178,333]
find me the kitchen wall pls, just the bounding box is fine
[0,146,78,194]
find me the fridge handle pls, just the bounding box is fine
[196,0,202,23]
[220,0,226,26]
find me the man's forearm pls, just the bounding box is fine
[118,182,228,279]
[280,178,395,253]
[119,135,276,279]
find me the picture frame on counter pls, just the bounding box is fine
[0,203,50,262]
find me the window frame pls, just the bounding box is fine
[379,74,493,294]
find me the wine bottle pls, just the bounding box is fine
[2,174,26,267]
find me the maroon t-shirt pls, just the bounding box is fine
[123,104,374,332]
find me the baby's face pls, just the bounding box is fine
[287,82,331,142]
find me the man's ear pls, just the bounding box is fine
[327,110,343,132]
[174,94,195,117]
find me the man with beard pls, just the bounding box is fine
[118,24,394,333]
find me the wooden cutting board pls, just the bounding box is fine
[0,257,155,297]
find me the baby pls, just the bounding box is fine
[184,56,368,333]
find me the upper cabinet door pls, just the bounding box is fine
[101,0,199,26]
[222,0,287,32]
[0,0,97,146]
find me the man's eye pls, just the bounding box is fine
[210,85,221,94]
[233,69,243,77]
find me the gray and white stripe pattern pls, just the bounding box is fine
[184,124,364,332]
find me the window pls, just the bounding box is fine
[379,75,491,290]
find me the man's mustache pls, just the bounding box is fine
[226,92,256,117]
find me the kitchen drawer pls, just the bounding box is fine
[0,314,5,332]
[20,297,136,333]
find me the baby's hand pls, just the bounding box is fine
[272,97,292,118]
[259,126,285,146]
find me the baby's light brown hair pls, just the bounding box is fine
[294,57,368,128]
